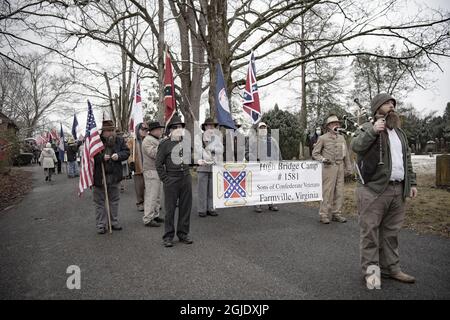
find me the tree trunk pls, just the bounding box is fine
[205,1,230,121]
[169,1,206,135]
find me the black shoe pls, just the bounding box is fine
[163,239,174,247]
[268,205,279,211]
[198,212,207,217]
[111,225,122,231]
[179,236,193,244]
[154,217,165,223]
[207,211,218,216]
[97,228,106,234]
[145,220,160,227]
[255,206,262,213]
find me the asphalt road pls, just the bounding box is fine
[0,164,449,299]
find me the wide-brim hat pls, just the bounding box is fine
[101,120,116,131]
[167,114,185,129]
[325,115,341,126]
[148,121,165,131]
[201,117,219,131]
[257,122,268,129]
[371,93,396,115]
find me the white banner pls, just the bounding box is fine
[212,161,322,209]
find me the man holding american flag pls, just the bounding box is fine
[79,102,130,234]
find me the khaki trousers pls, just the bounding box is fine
[143,170,162,224]
[319,163,344,218]
[357,183,405,276]
[134,173,145,206]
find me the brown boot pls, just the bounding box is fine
[332,214,347,223]
[388,271,415,283]
[320,215,330,224]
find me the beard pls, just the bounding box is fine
[385,111,401,129]
[105,135,116,148]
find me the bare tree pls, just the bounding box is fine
[0,0,72,69]
[168,0,206,131]
[1,54,73,137]
[351,46,430,106]
[59,0,160,131]
[174,0,449,122]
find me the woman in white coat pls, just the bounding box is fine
[39,142,57,182]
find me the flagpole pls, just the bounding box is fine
[163,45,176,134]
[131,71,139,165]
[101,162,113,234]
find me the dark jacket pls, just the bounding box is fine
[350,122,416,199]
[156,137,191,184]
[93,135,130,187]
[65,141,82,162]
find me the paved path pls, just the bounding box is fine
[0,164,449,299]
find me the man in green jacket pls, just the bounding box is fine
[351,93,418,289]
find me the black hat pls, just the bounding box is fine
[371,93,396,115]
[101,120,115,131]
[167,114,185,129]
[201,117,219,131]
[148,121,165,131]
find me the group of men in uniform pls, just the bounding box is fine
[92,92,418,288]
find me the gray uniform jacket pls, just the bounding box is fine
[142,134,160,171]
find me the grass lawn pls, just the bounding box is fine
[305,173,450,238]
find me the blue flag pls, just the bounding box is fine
[215,63,236,129]
[72,114,78,140]
[58,123,65,162]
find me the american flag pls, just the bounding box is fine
[79,101,104,195]
[242,52,261,124]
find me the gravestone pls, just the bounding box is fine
[436,154,450,188]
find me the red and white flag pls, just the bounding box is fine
[163,50,176,125]
[129,76,144,135]
[79,100,104,196]
[50,128,59,142]
[242,52,261,124]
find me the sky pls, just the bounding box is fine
[42,0,450,133]
[258,0,450,119]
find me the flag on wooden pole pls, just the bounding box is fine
[129,76,144,135]
[242,52,261,124]
[79,101,104,196]
[58,123,65,162]
[163,49,176,125]
[72,114,79,140]
[215,62,236,129]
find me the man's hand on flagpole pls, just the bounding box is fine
[111,153,119,161]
